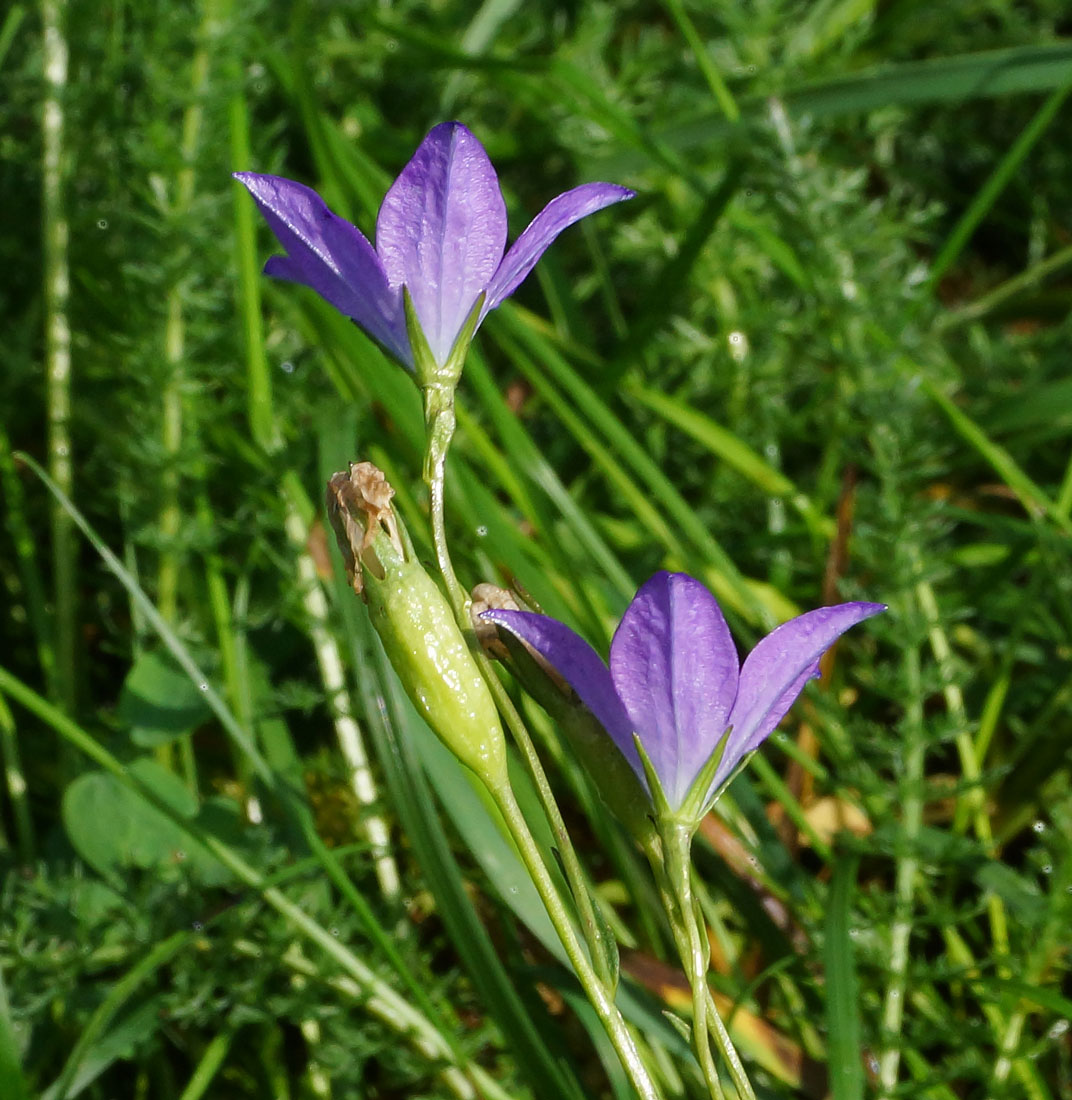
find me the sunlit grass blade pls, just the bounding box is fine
[628,382,834,540]
[927,81,1072,288]
[176,1028,236,1100]
[606,43,1072,168]
[493,308,790,623]
[0,963,31,1100]
[824,853,864,1100]
[913,370,1071,535]
[41,0,75,719]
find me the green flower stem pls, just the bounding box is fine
[660,827,727,1100]
[492,783,661,1100]
[423,383,466,611]
[421,383,650,1091]
[877,641,924,1097]
[648,834,754,1100]
[421,381,619,988]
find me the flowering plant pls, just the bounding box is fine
[239,120,884,1100]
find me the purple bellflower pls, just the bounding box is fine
[235,122,634,374]
[483,571,884,816]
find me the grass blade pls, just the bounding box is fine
[825,853,864,1100]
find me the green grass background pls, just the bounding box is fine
[2,1,1071,1097]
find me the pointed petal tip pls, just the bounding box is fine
[483,180,636,314]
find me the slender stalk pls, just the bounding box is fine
[662,0,740,123]
[176,1028,236,1100]
[157,0,213,627]
[0,691,34,861]
[41,0,75,716]
[224,10,279,455]
[877,643,924,1097]
[663,826,726,1100]
[422,387,467,611]
[914,574,1010,966]
[422,386,618,986]
[0,429,57,696]
[493,785,661,1100]
[649,838,754,1100]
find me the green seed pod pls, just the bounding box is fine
[327,464,508,791]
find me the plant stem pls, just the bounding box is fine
[493,785,661,1100]
[0,693,34,862]
[663,826,726,1100]
[877,642,923,1097]
[422,385,467,611]
[41,0,75,717]
[421,384,619,987]
[648,835,755,1100]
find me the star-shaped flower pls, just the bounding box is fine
[235,122,634,373]
[483,571,884,814]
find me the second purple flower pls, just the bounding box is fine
[236,122,634,372]
[484,571,885,813]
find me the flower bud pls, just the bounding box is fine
[473,584,655,844]
[327,464,508,791]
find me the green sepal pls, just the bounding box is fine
[676,725,733,829]
[590,891,621,995]
[633,733,674,824]
[700,748,756,820]
[403,286,439,387]
[662,1010,693,1045]
[442,292,485,381]
[405,286,485,391]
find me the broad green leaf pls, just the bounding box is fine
[118,649,212,747]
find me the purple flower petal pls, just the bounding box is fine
[234,173,410,365]
[609,572,739,809]
[480,608,641,776]
[718,602,886,792]
[376,122,507,366]
[483,182,636,315]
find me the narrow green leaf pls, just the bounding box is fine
[915,373,1071,534]
[825,853,864,1100]
[0,964,31,1100]
[928,81,1072,286]
[628,382,834,539]
[644,43,1072,159]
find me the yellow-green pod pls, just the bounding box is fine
[327,464,508,792]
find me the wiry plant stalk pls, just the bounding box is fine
[41,0,74,715]
[877,641,923,1096]
[0,694,33,862]
[157,1,213,626]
